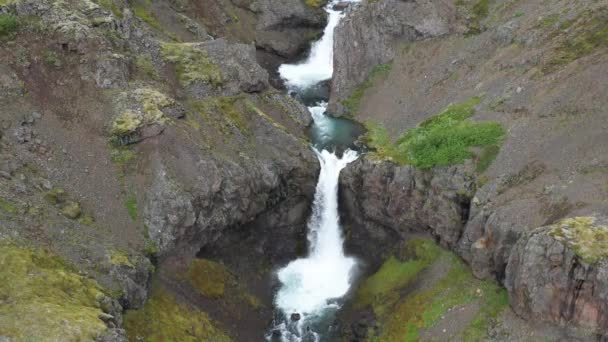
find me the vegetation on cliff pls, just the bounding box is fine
[0,244,108,340]
[124,282,231,341]
[364,96,505,169]
[353,238,508,341]
[161,43,223,87]
[550,217,608,264]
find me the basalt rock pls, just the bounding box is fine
[329,0,465,116]
[339,158,475,260]
[505,217,608,335]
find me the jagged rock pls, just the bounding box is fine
[95,54,129,89]
[329,0,464,115]
[505,217,608,334]
[185,39,269,97]
[252,0,327,58]
[95,328,128,342]
[340,158,475,258]
[291,313,301,321]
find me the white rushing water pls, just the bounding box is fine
[278,4,347,89]
[270,1,360,340]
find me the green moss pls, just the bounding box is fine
[112,110,143,137]
[124,193,138,221]
[109,250,134,267]
[191,96,250,135]
[132,1,162,32]
[96,0,123,18]
[134,54,158,80]
[472,0,489,18]
[546,11,608,72]
[186,259,232,298]
[123,283,231,342]
[60,201,81,219]
[44,187,67,205]
[355,239,442,316]
[161,42,222,87]
[365,96,505,169]
[0,244,107,340]
[360,239,509,341]
[110,146,136,166]
[549,217,608,264]
[304,0,327,8]
[0,14,18,36]
[111,88,172,139]
[0,198,18,214]
[342,62,392,116]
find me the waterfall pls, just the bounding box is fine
[269,0,360,340]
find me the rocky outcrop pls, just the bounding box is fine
[505,217,608,334]
[340,158,475,259]
[253,0,327,58]
[329,0,465,115]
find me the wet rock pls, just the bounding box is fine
[329,0,464,115]
[505,216,608,334]
[332,1,350,11]
[252,0,327,58]
[290,313,301,321]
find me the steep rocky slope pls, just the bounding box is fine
[0,0,323,339]
[332,0,608,339]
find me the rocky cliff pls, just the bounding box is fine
[0,0,322,339]
[331,0,608,338]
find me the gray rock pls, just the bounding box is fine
[95,328,128,342]
[505,216,608,334]
[186,39,269,98]
[0,65,24,98]
[329,0,464,116]
[95,54,129,89]
[340,158,475,257]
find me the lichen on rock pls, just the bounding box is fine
[161,42,223,88]
[549,216,608,264]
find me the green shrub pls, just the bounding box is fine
[364,96,506,169]
[0,14,18,36]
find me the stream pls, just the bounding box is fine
[267,1,362,341]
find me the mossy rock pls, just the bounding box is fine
[161,42,222,87]
[60,201,82,219]
[0,243,108,340]
[186,259,233,299]
[44,187,67,205]
[123,283,231,341]
[549,217,608,264]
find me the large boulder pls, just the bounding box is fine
[252,0,327,58]
[505,217,608,334]
[329,0,464,116]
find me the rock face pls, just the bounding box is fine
[329,0,464,115]
[253,0,327,58]
[340,158,475,259]
[505,217,608,332]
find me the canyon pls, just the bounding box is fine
[0,0,607,341]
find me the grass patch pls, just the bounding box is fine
[364,96,505,169]
[355,239,442,316]
[96,0,123,18]
[124,193,138,221]
[134,55,158,80]
[550,217,608,264]
[0,244,107,340]
[132,1,162,32]
[123,282,231,341]
[191,96,250,135]
[358,238,509,341]
[43,50,63,68]
[109,250,134,267]
[342,62,392,116]
[185,259,233,298]
[0,14,18,36]
[161,42,222,87]
[545,10,608,72]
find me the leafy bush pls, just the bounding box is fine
[364,96,505,169]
